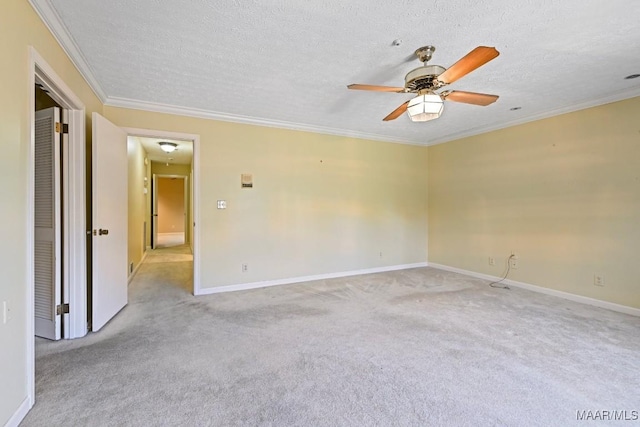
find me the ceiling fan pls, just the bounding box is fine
[348,45,500,122]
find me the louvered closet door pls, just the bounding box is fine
[34,107,62,340]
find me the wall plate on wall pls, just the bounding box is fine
[241,173,253,188]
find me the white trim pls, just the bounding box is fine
[127,251,148,284]
[192,136,200,295]
[108,97,422,146]
[27,0,640,148]
[31,49,88,341]
[106,88,640,148]
[28,47,88,417]
[26,49,37,424]
[121,127,201,296]
[196,262,429,295]
[429,263,640,317]
[426,86,640,146]
[28,0,107,102]
[31,49,84,109]
[4,397,31,427]
[66,107,87,339]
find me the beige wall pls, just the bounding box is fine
[0,0,103,424]
[151,162,191,176]
[127,137,148,274]
[428,96,640,309]
[157,177,186,233]
[104,106,429,289]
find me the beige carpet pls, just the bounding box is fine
[23,249,640,426]
[144,244,194,266]
[156,232,185,248]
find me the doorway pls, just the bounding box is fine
[33,89,64,341]
[28,47,88,410]
[124,131,199,295]
[154,175,189,249]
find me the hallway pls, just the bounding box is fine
[135,244,194,295]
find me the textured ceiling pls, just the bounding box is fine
[32,0,640,145]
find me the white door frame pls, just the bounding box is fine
[27,47,88,409]
[122,127,200,295]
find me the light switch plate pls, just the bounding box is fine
[217,200,227,209]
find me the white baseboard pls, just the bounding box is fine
[128,251,148,285]
[5,397,31,427]
[429,263,640,317]
[196,262,429,295]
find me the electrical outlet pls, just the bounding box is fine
[242,263,248,273]
[594,274,605,287]
[509,254,519,269]
[488,257,495,266]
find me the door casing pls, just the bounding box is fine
[27,47,87,410]
[123,127,200,295]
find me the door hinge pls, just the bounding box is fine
[55,122,69,134]
[56,303,70,315]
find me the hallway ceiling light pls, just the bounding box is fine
[159,142,178,153]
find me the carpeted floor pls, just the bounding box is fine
[22,247,640,426]
[156,232,186,248]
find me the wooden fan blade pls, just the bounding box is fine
[444,91,499,106]
[348,84,406,93]
[383,100,410,121]
[437,46,499,85]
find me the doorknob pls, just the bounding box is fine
[98,229,109,235]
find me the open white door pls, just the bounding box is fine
[92,113,128,331]
[34,107,62,340]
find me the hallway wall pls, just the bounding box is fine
[127,137,149,275]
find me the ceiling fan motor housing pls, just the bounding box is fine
[405,65,446,91]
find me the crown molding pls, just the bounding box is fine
[101,87,640,148]
[426,86,640,146]
[29,0,640,147]
[29,0,107,103]
[105,96,426,146]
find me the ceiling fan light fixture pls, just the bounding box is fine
[159,142,178,153]
[407,92,444,122]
